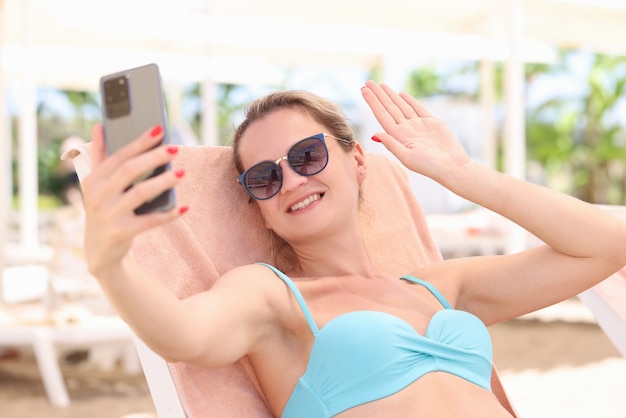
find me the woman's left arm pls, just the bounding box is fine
[437,162,626,323]
[362,80,626,324]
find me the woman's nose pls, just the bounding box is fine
[279,160,307,194]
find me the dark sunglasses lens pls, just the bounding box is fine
[288,138,328,176]
[244,162,282,200]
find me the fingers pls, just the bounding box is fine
[362,80,414,124]
[97,125,165,180]
[107,142,177,195]
[86,125,169,195]
[114,164,183,216]
[82,125,189,278]
[370,132,406,157]
[362,81,402,129]
[361,81,433,127]
[398,91,434,118]
[378,83,418,121]
[83,124,186,223]
[91,144,183,223]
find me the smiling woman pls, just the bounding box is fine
[76,80,626,417]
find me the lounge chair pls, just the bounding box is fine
[64,143,519,417]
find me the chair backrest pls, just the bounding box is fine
[64,144,518,417]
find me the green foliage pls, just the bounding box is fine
[11,88,98,206]
[527,51,626,203]
[405,66,443,98]
[405,62,480,99]
[403,51,626,203]
[37,136,68,200]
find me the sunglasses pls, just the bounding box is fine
[237,133,353,201]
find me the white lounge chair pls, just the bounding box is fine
[0,306,137,407]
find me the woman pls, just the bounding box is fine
[82,80,626,417]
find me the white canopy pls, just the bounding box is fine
[2,0,626,89]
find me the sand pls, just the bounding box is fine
[1,311,625,417]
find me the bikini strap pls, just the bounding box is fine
[401,275,453,309]
[257,263,320,334]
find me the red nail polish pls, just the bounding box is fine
[167,145,178,155]
[174,168,185,178]
[371,135,382,143]
[150,125,163,137]
[179,205,189,215]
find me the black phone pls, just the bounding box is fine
[100,63,176,214]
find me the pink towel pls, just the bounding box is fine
[63,144,517,417]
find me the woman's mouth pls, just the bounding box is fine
[289,193,323,212]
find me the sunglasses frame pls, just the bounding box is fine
[237,133,353,201]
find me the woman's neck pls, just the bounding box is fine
[288,232,379,278]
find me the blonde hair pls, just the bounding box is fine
[232,90,355,173]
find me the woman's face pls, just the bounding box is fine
[238,108,366,244]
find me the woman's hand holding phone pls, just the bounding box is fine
[82,123,187,278]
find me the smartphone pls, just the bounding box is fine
[100,63,176,215]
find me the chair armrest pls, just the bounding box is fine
[132,334,187,417]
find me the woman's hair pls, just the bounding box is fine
[232,90,355,174]
[231,90,357,272]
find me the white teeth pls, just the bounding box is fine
[290,194,321,212]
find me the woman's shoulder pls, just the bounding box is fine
[220,263,307,333]
[408,259,468,306]
[223,262,286,278]
[218,262,274,282]
[215,263,293,298]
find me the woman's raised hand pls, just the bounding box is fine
[81,124,186,277]
[361,80,471,182]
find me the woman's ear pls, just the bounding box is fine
[353,143,367,184]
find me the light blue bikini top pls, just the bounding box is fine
[258,263,493,418]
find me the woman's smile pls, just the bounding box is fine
[288,192,323,213]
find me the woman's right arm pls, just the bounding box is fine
[99,258,277,367]
[82,125,274,367]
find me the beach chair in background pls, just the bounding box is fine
[0,207,139,408]
[0,310,137,407]
[65,144,519,417]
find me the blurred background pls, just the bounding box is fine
[1,0,625,417]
